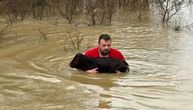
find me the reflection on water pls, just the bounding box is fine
[1,19,193,110]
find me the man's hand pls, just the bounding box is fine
[86,67,98,74]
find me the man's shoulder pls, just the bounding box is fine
[110,48,122,53]
[110,48,125,60]
[86,47,98,51]
[85,47,98,53]
[84,47,99,57]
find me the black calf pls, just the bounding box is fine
[69,53,129,73]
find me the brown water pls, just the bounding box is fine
[1,19,193,110]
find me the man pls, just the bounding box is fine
[84,34,127,73]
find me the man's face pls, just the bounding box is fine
[98,39,111,56]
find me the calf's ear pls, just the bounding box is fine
[123,61,129,66]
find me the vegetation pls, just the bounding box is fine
[0,0,193,49]
[151,0,193,30]
[0,23,9,41]
[0,0,150,25]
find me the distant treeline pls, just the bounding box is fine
[0,0,192,26]
[0,0,149,25]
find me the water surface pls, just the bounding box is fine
[0,19,193,110]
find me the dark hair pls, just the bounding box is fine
[98,34,111,44]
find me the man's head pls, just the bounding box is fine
[98,34,111,56]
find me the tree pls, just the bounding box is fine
[157,0,186,25]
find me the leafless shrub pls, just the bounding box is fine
[0,0,31,23]
[67,25,84,51]
[172,19,193,31]
[172,18,182,31]
[0,23,9,41]
[84,0,98,26]
[52,0,82,24]
[106,0,150,21]
[157,0,186,25]
[0,0,54,22]
[57,36,67,52]
[85,0,117,26]
[57,24,84,51]
[98,0,116,25]
[130,0,149,20]
[149,0,193,31]
[38,28,47,40]
[0,0,151,25]
[31,0,47,20]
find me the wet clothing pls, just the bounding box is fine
[84,47,125,61]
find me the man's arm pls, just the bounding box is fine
[86,67,98,74]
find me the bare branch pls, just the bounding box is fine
[68,32,77,50]
[0,24,9,40]
[57,37,66,51]
[38,29,47,40]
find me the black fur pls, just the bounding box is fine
[69,53,129,73]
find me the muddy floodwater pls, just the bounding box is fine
[1,19,193,110]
